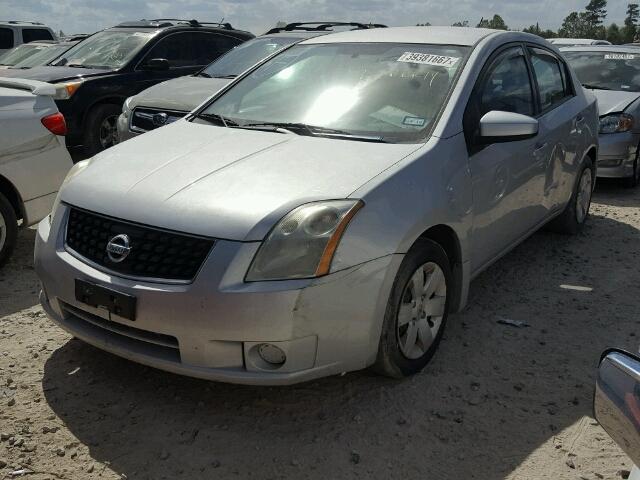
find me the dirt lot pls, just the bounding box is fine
[0,181,639,480]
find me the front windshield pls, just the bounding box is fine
[198,43,469,143]
[564,51,640,92]
[200,36,303,78]
[12,44,71,68]
[0,44,44,66]
[52,30,155,69]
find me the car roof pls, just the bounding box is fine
[561,45,640,53]
[0,21,49,27]
[113,19,251,35]
[551,38,610,44]
[300,26,511,46]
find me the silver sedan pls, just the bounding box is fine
[563,46,640,187]
[35,27,598,385]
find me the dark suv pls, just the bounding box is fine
[0,19,253,155]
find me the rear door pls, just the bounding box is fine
[465,45,546,273]
[526,46,580,213]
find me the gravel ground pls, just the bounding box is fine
[0,180,639,480]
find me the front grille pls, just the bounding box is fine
[130,107,187,132]
[65,207,214,282]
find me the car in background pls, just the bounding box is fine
[0,19,253,156]
[8,41,79,70]
[0,78,72,266]
[61,34,91,42]
[0,40,76,69]
[0,21,56,55]
[563,46,640,187]
[36,27,598,385]
[595,349,640,480]
[118,22,386,142]
[550,38,611,47]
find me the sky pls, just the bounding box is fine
[2,0,629,36]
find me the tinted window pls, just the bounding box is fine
[564,50,640,92]
[529,48,568,110]
[145,32,240,68]
[202,36,302,78]
[0,28,13,49]
[22,28,54,43]
[480,47,534,117]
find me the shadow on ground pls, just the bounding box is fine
[0,228,39,317]
[33,182,640,479]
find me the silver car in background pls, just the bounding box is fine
[36,27,597,385]
[0,78,73,266]
[563,46,640,187]
[117,22,386,142]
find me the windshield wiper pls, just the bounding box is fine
[213,74,237,79]
[234,122,388,142]
[582,83,611,90]
[196,113,239,127]
[197,72,212,78]
[66,64,92,68]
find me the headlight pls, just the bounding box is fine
[246,200,364,281]
[50,159,91,221]
[122,96,134,117]
[52,80,83,100]
[599,113,634,134]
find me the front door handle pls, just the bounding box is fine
[534,142,548,154]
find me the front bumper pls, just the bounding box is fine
[35,206,400,385]
[117,113,139,143]
[596,131,640,178]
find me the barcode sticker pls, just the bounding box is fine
[604,53,635,60]
[397,52,460,67]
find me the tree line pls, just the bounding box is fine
[418,1,640,45]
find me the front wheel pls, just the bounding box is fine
[373,239,451,378]
[623,157,640,189]
[547,159,594,235]
[83,104,122,157]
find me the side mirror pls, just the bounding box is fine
[142,58,170,71]
[479,110,538,143]
[595,349,640,468]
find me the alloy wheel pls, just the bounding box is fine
[575,168,593,224]
[396,262,447,360]
[99,115,119,149]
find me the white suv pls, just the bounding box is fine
[0,21,56,55]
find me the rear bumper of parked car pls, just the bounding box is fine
[35,205,400,385]
[597,131,640,178]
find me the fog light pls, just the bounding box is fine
[257,343,286,365]
[598,158,622,167]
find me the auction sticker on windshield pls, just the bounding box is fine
[604,53,636,60]
[397,52,460,67]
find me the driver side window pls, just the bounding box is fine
[480,46,535,117]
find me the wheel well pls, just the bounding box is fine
[585,146,597,169]
[416,225,463,309]
[0,175,23,221]
[82,97,126,125]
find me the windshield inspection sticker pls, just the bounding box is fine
[604,53,636,60]
[397,52,460,67]
[403,116,426,127]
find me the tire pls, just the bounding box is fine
[0,192,18,268]
[623,156,640,189]
[547,159,594,235]
[373,239,452,378]
[83,104,122,157]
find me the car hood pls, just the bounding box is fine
[62,120,421,241]
[130,76,232,112]
[589,89,640,115]
[0,65,113,81]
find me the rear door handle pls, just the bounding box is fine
[575,114,585,123]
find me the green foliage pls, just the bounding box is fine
[452,20,469,27]
[606,23,623,43]
[622,3,639,43]
[477,14,508,30]
[558,11,590,37]
[523,23,557,38]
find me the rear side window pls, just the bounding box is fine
[146,32,241,68]
[479,46,535,117]
[529,48,570,111]
[22,28,54,43]
[0,28,14,49]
